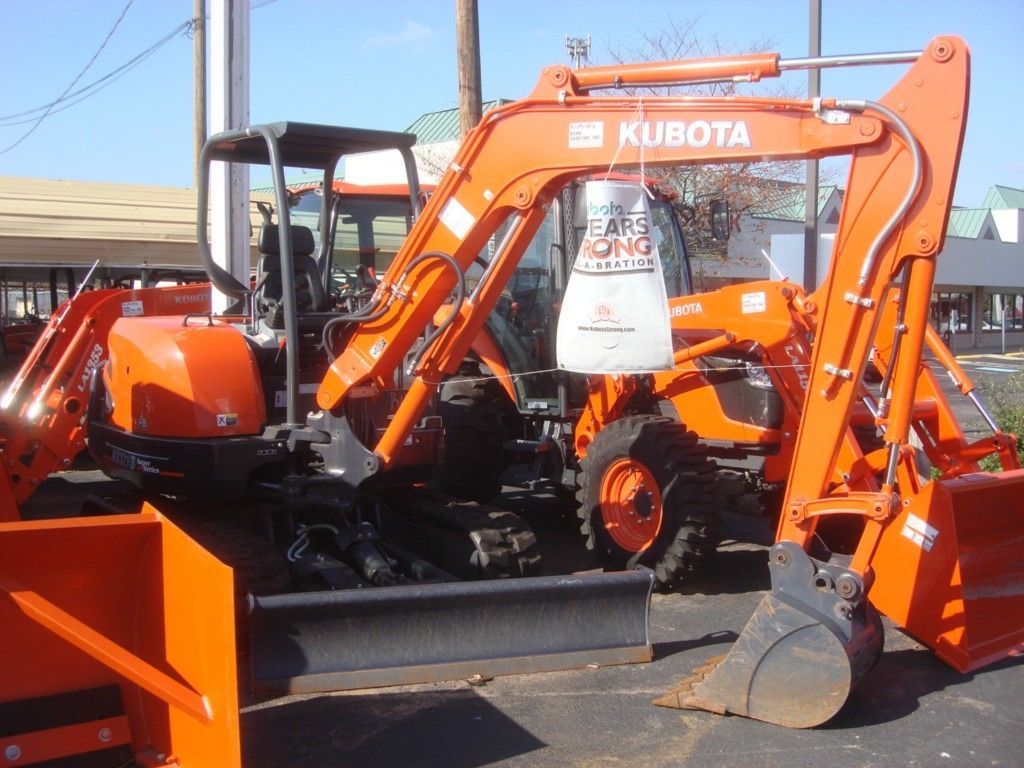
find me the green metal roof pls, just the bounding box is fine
[405,99,512,144]
[750,184,839,221]
[982,185,1024,209]
[250,170,324,194]
[946,208,991,239]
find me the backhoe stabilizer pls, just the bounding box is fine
[654,542,883,728]
[250,568,654,695]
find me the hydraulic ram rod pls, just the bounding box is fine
[572,49,923,90]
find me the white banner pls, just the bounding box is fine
[556,180,674,373]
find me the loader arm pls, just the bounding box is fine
[0,284,212,518]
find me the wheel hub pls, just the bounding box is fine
[599,458,664,552]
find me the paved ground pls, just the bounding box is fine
[239,501,1024,768]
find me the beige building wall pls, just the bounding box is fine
[0,177,265,274]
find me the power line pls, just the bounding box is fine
[0,0,280,149]
[0,0,135,156]
[0,22,190,126]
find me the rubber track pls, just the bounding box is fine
[380,490,540,580]
[141,497,292,597]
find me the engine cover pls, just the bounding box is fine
[105,316,266,438]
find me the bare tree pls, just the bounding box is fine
[603,19,832,260]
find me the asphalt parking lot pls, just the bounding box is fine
[238,496,1024,768]
[239,358,1024,768]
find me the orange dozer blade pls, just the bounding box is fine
[871,470,1024,672]
[0,507,240,768]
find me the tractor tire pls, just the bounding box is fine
[577,415,721,590]
[435,366,514,503]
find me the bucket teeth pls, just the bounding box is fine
[655,659,729,712]
[652,655,727,711]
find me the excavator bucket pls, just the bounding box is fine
[250,568,654,695]
[654,542,883,728]
[870,470,1024,672]
[0,507,240,767]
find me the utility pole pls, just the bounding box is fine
[210,0,250,312]
[192,0,206,189]
[803,0,821,290]
[455,0,482,137]
[564,35,590,69]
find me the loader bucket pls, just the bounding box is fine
[654,541,883,728]
[870,470,1024,672]
[0,508,240,768]
[250,568,654,695]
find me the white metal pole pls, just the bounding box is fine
[209,0,250,313]
[1003,304,1007,355]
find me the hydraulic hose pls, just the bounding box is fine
[321,251,466,367]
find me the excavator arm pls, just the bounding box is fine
[315,38,981,728]
[317,57,914,468]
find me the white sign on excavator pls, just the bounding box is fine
[618,120,752,149]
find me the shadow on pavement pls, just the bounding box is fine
[242,688,546,768]
[827,648,1024,729]
[653,630,739,662]
[675,547,770,596]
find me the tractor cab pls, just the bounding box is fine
[477,179,694,418]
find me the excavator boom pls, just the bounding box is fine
[309,37,989,728]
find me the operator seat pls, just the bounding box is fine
[255,224,329,315]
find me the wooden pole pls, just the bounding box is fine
[193,0,206,189]
[455,0,482,137]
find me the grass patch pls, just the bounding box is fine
[977,372,1024,471]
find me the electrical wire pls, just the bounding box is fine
[0,21,190,126]
[0,0,279,148]
[0,0,135,155]
[420,361,813,387]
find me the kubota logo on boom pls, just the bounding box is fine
[619,120,752,149]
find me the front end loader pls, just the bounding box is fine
[0,282,213,518]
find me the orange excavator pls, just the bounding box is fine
[2,34,1022,767]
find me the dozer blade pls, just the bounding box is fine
[0,508,240,768]
[655,541,883,728]
[250,568,654,695]
[870,470,1024,672]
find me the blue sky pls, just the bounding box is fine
[1,0,1021,206]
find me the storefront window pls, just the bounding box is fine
[983,293,1024,331]
[929,292,972,333]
